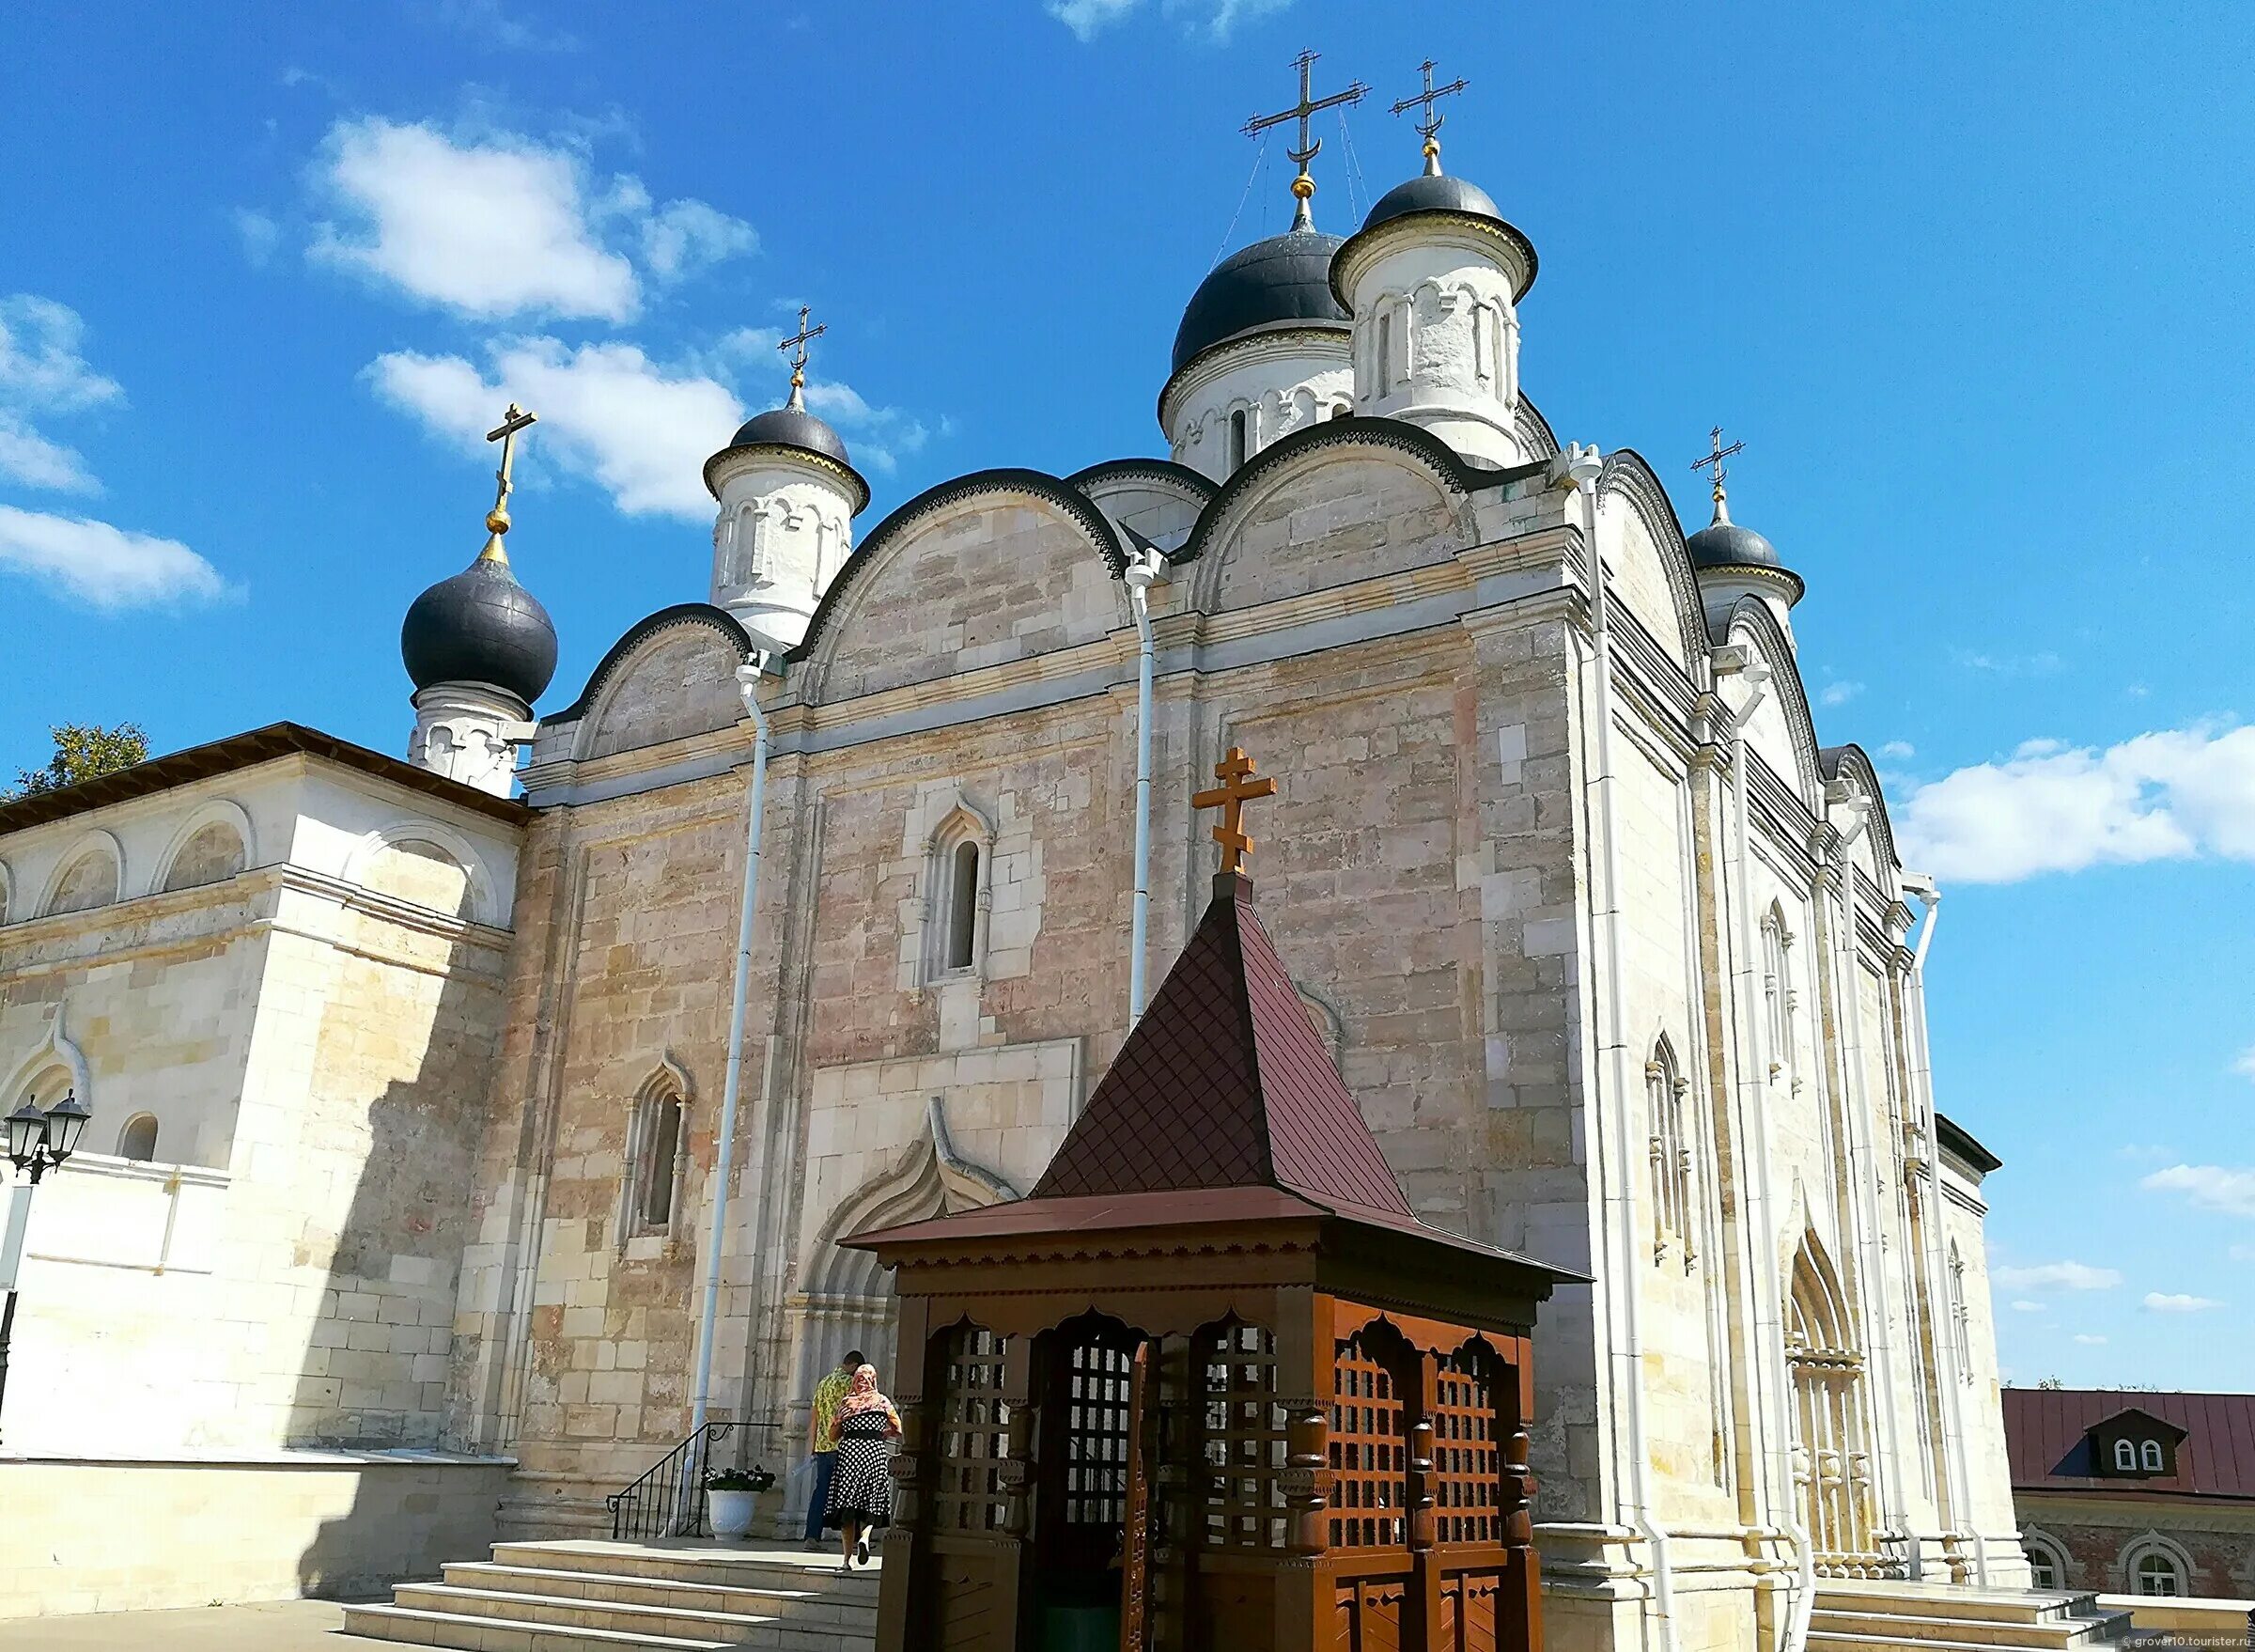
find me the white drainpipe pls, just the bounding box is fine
[1903,878,1988,1586]
[1561,446,1678,1651]
[1714,648,1815,1652]
[1824,804,1916,1577]
[689,657,773,1456]
[1124,548,1166,1023]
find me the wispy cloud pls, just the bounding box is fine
[1994,1260,2122,1292]
[0,294,125,494]
[1878,740,1915,760]
[308,117,752,321]
[2008,1300,2046,1313]
[1819,679,1864,708]
[428,0,580,53]
[1952,647,2063,678]
[1047,0,1138,40]
[2143,1291,2224,1314]
[1896,724,2255,882]
[0,505,228,609]
[803,380,929,475]
[2115,1143,2179,1162]
[2232,1046,2255,1083]
[232,209,281,269]
[1049,0,1291,42]
[2073,1333,2107,1345]
[2141,1163,2255,1221]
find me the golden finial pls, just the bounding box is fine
[479,402,538,564]
[1392,59,1469,179]
[1243,52,1368,233]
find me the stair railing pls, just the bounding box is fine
[606,1420,735,1541]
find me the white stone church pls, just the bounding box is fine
[0,92,2086,1652]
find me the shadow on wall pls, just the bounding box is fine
[280,905,506,1596]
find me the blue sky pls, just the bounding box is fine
[3,2,2249,1387]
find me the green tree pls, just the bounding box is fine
[8,722,149,799]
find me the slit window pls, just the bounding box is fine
[1228,409,1248,471]
[945,841,980,971]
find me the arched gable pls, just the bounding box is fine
[154,798,255,894]
[1066,459,1215,566]
[1594,450,1710,671]
[1178,416,1489,615]
[1516,394,1561,461]
[1819,744,1904,890]
[563,605,754,763]
[790,470,1128,704]
[803,1097,1019,1299]
[40,830,122,917]
[1711,597,1824,806]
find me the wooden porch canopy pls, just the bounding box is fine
[850,868,1581,1652]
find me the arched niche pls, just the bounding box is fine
[343,821,497,925]
[41,831,122,917]
[156,799,254,894]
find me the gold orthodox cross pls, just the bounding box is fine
[778,304,826,397]
[1193,746,1278,876]
[480,401,537,560]
[1691,425,1743,505]
[1242,51,1368,225]
[1391,58,1469,164]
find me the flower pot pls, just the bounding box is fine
[707,1488,758,1540]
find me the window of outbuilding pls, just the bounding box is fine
[2113,1439,2138,1473]
[2133,1549,2184,1597]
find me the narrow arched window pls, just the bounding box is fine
[117,1114,159,1161]
[625,1078,688,1240]
[2113,1439,2138,1473]
[2133,1549,2183,1597]
[1761,909,1794,1082]
[1228,409,1248,471]
[946,840,980,971]
[1647,1040,1693,1269]
[2139,1439,2164,1473]
[2025,1543,2061,1590]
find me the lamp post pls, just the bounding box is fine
[0,1089,90,1438]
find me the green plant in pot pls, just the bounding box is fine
[705,1464,775,1541]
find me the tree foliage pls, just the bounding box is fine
[8,722,149,800]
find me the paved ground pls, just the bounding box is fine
[0,1597,412,1649]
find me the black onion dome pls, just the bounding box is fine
[1172,227,1349,375]
[1361,171,1504,232]
[727,404,853,471]
[401,554,558,704]
[1686,516,1785,572]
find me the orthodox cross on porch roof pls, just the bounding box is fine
[1692,424,1744,522]
[1192,745,1277,876]
[1391,57,1469,175]
[1242,50,1368,232]
[778,304,826,412]
[479,401,537,564]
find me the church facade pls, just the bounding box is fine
[0,116,2028,1649]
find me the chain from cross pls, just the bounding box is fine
[1391,58,1469,157]
[1192,746,1279,876]
[1691,425,1743,502]
[1243,50,1369,210]
[483,402,537,538]
[778,305,826,391]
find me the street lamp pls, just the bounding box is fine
[1,1088,91,1438]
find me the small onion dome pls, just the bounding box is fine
[1172,227,1350,375]
[401,553,558,704]
[704,402,870,513]
[1330,168,1538,307]
[1686,495,1806,602]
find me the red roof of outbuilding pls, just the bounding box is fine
[1031,870,1415,1220]
[2003,1387,2255,1503]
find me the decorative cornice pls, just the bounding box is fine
[1330,210,1540,310]
[702,439,870,515]
[1155,322,1352,430]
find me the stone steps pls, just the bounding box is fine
[340,1538,882,1652]
[1813,1581,2137,1649]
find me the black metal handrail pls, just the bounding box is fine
[606,1420,734,1541]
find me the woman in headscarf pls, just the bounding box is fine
[822,1363,901,1569]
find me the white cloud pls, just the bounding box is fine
[1878,740,1915,760]
[309,119,749,321]
[2115,1143,2179,1162]
[2233,1046,2255,1083]
[1896,724,2255,882]
[2141,1163,2255,1221]
[1819,680,1863,708]
[2073,1333,2107,1345]
[1993,1260,2122,1292]
[2143,1291,2224,1314]
[431,0,580,52]
[2231,1244,2255,1263]
[368,338,742,520]
[1952,647,2063,677]
[802,381,928,475]
[1048,0,1138,41]
[0,295,124,493]
[2008,1300,2045,1313]
[233,208,280,268]
[0,505,227,609]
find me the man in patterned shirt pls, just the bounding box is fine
[802,1348,863,1550]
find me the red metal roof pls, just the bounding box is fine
[2002,1387,2255,1503]
[1031,870,1414,1219]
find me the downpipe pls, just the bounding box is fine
[688,656,773,1473]
[1125,548,1165,1023]
[1714,649,1815,1652]
[1562,446,1678,1652]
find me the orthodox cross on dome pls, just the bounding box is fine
[778,304,827,412]
[1692,424,1744,523]
[1192,745,1278,876]
[1242,50,1368,232]
[1391,58,1469,176]
[479,401,537,564]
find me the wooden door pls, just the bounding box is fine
[1119,1340,1153,1652]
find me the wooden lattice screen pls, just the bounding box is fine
[1431,1341,1504,1545]
[1330,1326,1408,1549]
[1197,1319,1288,1551]
[1063,1337,1135,1525]
[932,1324,1013,1532]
